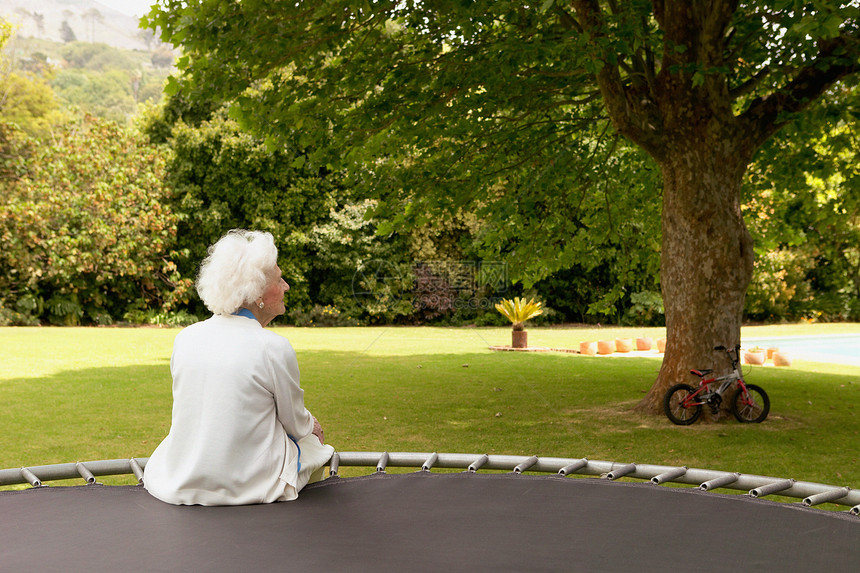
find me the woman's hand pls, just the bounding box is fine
[312,416,325,444]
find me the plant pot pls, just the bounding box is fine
[656,338,667,353]
[512,330,528,349]
[744,350,765,365]
[579,341,597,356]
[773,351,792,367]
[636,337,653,351]
[597,340,615,355]
[615,338,633,353]
[767,347,779,360]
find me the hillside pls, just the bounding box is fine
[0,0,152,51]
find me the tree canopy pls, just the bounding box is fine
[145,1,860,414]
[145,1,858,267]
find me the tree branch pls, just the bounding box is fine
[739,33,860,151]
[729,67,770,100]
[570,0,661,154]
[552,5,582,33]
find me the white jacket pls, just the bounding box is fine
[144,314,333,505]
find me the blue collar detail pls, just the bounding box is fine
[232,308,258,321]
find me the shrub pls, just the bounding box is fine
[0,115,189,324]
[287,304,360,327]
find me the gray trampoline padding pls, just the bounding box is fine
[1,472,857,572]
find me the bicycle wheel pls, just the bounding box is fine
[731,383,770,423]
[664,384,702,425]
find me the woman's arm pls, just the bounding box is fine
[268,338,314,439]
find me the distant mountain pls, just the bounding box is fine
[0,0,154,51]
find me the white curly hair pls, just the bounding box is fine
[196,229,279,315]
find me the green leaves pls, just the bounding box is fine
[142,0,859,331]
[164,75,181,96]
[0,115,183,324]
[691,70,705,88]
[158,106,352,318]
[743,84,860,321]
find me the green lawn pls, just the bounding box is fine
[1,324,859,497]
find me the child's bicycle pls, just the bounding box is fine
[663,344,770,425]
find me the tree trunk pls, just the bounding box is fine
[634,142,755,415]
[568,0,859,418]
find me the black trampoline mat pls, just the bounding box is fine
[1,472,857,572]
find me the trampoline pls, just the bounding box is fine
[2,452,858,572]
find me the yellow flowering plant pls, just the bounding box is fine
[494,297,543,331]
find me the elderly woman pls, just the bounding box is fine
[144,229,333,505]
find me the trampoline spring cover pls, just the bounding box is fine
[2,452,860,509]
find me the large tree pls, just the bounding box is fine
[146,1,860,414]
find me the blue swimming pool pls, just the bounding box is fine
[743,334,860,365]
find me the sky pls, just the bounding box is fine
[96,1,157,18]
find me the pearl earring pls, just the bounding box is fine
[258,302,265,309]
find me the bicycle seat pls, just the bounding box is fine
[690,369,712,377]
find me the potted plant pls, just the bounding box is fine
[495,297,543,349]
[744,346,766,365]
[597,340,616,355]
[580,341,598,355]
[772,351,792,367]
